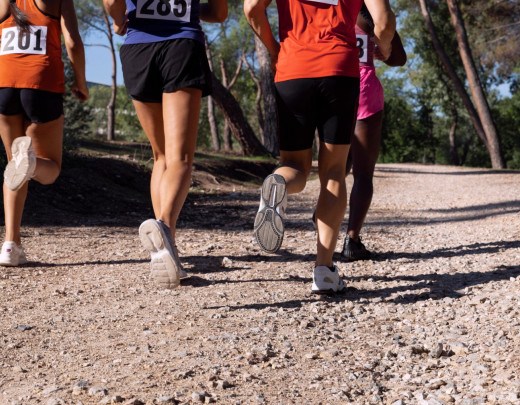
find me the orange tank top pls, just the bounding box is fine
[275,0,362,82]
[0,0,64,93]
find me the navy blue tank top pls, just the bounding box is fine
[124,0,204,44]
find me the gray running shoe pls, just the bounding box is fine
[4,136,36,191]
[253,174,287,253]
[341,236,371,261]
[139,219,183,289]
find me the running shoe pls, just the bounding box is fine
[139,219,184,289]
[311,264,346,294]
[341,236,372,261]
[4,136,36,191]
[253,173,287,253]
[0,241,27,267]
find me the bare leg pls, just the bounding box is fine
[160,89,201,236]
[315,142,350,266]
[132,89,202,238]
[26,116,64,184]
[0,114,63,244]
[347,110,383,240]
[132,101,165,220]
[1,114,26,245]
[275,149,313,194]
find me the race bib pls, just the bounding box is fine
[304,0,338,5]
[136,0,192,22]
[0,26,47,55]
[356,34,368,63]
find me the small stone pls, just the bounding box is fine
[191,392,206,403]
[15,324,33,331]
[429,343,444,359]
[42,386,61,396]
[88,386,108,397]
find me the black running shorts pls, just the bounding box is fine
[0,88,64,123]
[275,76,360,151]
[120,38,212,102]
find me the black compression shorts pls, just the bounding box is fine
[0,88,64,123]
[120,38,212,102]
[275,76,360,151]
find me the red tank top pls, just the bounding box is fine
[0,0,64,93]
[275,0,362,82]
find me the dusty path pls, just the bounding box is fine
[1,163,519,404]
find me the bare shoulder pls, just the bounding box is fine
[34,0,61,18]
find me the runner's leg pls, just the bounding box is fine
[275,149,313,193]
[131,100,165,220]
[315,142,350,266]
[347,110,383,240]
[0,114,27,245]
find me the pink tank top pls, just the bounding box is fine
[355,25,375,67]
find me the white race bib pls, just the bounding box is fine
[136,0,192,22]
[304,0,338,5]
[356,34,368,63]
[0,26,47,55]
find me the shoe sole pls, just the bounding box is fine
[341,249,372,262]
[254,174,286,253]
[311,287,347,295]
[311,277,346,295]
[4,137,34,191]
[139,219,181,289]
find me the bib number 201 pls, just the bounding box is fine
[0,26,47,55]
[137,0,191,22]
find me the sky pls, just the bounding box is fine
[84,32,124,86]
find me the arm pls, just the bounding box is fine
[364,0,396,61]
[243,0,279,67]
[383,31,406,67]
[61,0,89,101]
[0,0,9,21]
[200,0,228,23]
[103,0,127,35]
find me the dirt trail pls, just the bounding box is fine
[1,163,519,404]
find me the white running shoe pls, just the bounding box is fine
[4,136,36,191]
[139,219,183,289]
[253,173,287,253]
[0,241,28,267]
[311,264,346,294]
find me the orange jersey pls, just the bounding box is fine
[275,0,362,82]
[0,0,64,93]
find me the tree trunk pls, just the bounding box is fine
[210,72,269,156]
[205,40,221,151]
[445,0,505,169]
[207,96,220,151]
[222,121,232,151]
[418,0,485,146]
[448,104,460,166]
[254,37,279,155]
[103,9,116,141]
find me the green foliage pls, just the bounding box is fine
[87,85,145,141]
[63,50,93,151]
[494,92,520,169]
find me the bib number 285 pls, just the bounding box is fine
[0,26,47,55]
[137,0,191,22]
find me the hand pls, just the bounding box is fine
[72,82,89,102]
[113,18,128,36]
[374,43,392,62]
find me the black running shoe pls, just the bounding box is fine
[341,236,372,261]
